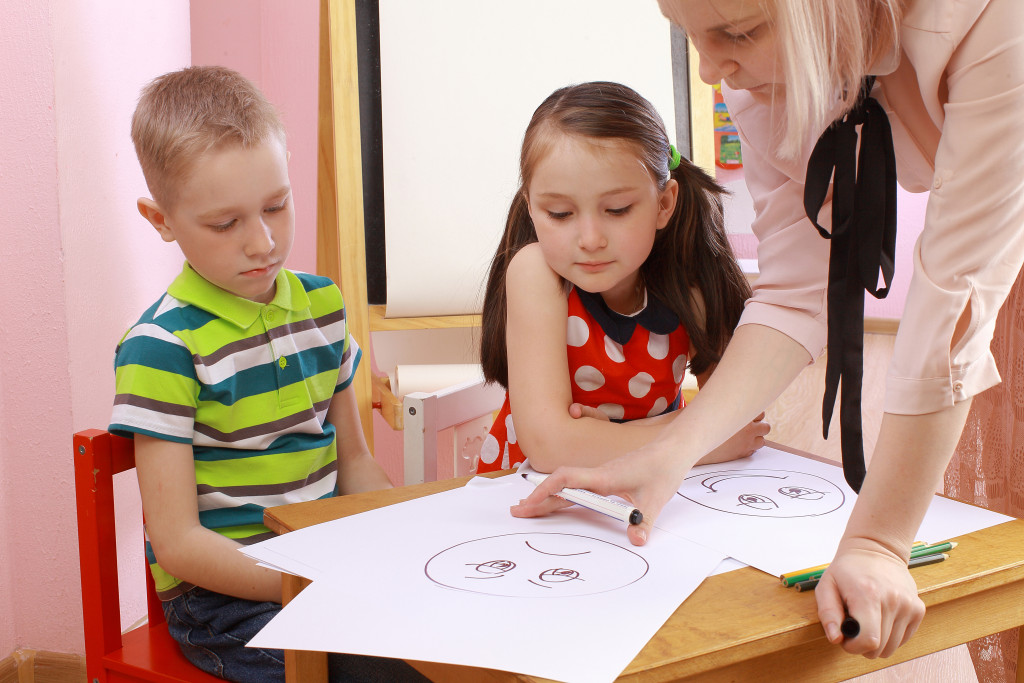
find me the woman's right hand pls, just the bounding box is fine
[511,437,692,546]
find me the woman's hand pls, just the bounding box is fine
[511,438,692,546]
[815,538,924,658]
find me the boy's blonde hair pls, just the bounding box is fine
[773,0,904,157]
[131,65,285,208]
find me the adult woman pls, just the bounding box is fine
[513,0,1024,670]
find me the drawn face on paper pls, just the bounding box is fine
[425,532,649,597]
[678,469,845,518]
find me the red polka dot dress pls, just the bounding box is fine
[477,286,690,473]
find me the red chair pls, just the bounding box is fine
[74,428,221,682]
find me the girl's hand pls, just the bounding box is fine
[568,402,611,421]
[511,439,690,546]
[815,539,924,658]
[697,412,769,465]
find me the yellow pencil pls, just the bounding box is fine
[781,542,930,583]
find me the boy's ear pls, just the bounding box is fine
[656,179,679,230]
[137,198,176,243]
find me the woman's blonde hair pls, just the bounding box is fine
[772,0,904,156]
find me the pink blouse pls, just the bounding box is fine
[727,0,1024,415]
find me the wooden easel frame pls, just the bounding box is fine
[315,0,714,455]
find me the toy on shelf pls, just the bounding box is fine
[713,83,743,170]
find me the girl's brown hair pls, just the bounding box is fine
[480,81,751,388]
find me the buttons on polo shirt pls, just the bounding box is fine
[264,309,275,322]
[279,357,288,369]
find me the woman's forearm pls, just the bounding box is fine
[650,323,812,463]
[841,400,973,557]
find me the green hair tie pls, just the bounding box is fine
[668,144,681,171]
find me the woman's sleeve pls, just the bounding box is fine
[886,0,1024,415]
[726,88,832,363]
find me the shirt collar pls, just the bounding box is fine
[167,264,310,328]
[574,287,679,345]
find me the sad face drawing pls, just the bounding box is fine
[678,469,846,518]
[425,532,649,597]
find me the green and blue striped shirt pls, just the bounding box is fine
[110,264,360,597]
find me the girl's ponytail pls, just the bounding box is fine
[480,191,536,388]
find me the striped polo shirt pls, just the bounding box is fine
[110,263,360,598]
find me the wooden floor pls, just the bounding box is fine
[764,332,979,682]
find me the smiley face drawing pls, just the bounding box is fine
[424,532,649,598]
[677,469,845,518]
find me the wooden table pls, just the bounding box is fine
[264,461,1024,683]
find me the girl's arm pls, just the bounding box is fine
[506,243,765,472]
[134,434,283,603]
[513,321,811,544]
[327,383,394,495]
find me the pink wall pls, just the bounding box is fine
[0,0,191,657]
[190,0,320,275]
[0,0,319,659]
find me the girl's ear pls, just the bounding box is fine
[656,178,679,229]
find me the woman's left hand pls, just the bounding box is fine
[814,538,925,658]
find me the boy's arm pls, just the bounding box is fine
[134,434,282,603]
[326,383,394,495]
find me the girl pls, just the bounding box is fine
[476,81,766,475]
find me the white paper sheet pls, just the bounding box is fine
[379,1,677,317]
[655,446,1013,577]
[244,474,725,683]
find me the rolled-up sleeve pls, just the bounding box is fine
[887,0,1024,414]
[728,90,832,363]
[727,0,1024,416]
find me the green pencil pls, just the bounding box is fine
[910,541,957,558]
[793,552,949,592]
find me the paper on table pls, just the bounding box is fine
[244,474,726,683]
[655,446,1013,577]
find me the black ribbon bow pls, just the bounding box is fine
[803,76,897,492]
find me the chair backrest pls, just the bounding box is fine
[74,430,159,658]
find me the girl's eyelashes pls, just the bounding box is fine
[544,206,632,219]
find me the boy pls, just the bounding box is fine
[110,66,427,683]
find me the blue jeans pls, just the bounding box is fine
[163,586,430,683]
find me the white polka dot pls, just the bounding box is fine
[480,434,500,464]
[628,372,654,398]
[604,336,625,363]
[574,366,606,391]
[505,414,517,444]
[567,316,589,347]
[673,354,688,384]
[648,333,670,360]
[501,443,511,470]
[598,403,625,420]
[647,397,669,418]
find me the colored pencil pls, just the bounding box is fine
[792,552,949,592]
[782,541,946,586]
[910,541,957,558]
